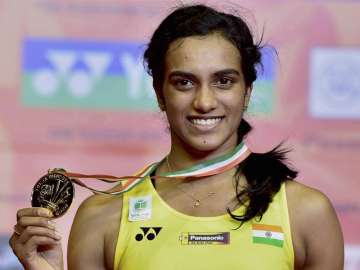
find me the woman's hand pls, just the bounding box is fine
[9,207,64,270]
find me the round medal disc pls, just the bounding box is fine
[31,172,74,218]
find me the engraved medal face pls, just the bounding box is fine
[31,173,74,218]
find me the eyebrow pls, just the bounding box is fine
[168,69,240,79]
[168,71,197,80]
[213,69,240,77]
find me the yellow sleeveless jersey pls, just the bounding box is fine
[114,176,294,270]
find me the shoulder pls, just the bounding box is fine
[71,192,124,241]
[68,193,123,269]
[285,181,344,269]
[74,191,123,222]
[285,180,332,212]
[285,180,338,224]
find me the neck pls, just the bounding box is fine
[166,137,239,172]
[155,148,244,215]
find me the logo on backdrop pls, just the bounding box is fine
[309,48,360,119]
[22,38,156,110]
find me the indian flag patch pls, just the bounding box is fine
[252,224,284,247]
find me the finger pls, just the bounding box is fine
[24,235,60,254]
[19,226,61,244]
[13,224,23,236]
[9,233,19,251]
[17,216,56,230]
[9,233,22,258]
[17,207,53,221]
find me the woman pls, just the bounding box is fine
[10,4,343,270]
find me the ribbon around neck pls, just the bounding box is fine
[56,142,251,195]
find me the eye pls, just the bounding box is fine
[214,77,234,89]
[173,78,194,90]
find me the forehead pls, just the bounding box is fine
[164,33,242,73]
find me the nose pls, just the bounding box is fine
[193,85,218,113]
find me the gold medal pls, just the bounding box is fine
[31,169,74,218]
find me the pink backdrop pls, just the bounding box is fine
[0,0,359,269]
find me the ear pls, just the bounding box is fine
[244,84,253,111]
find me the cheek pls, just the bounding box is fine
[225,104,246,127]
[164,91,191,115]
[164,101,185,124]
[224,95,246,112]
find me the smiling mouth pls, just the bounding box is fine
[188,117,224,127]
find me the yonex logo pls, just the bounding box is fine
[22,38,157,110]
[31,50,152,98]
[135,227,162,241]
[32,50,112,98]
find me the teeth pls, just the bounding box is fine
[190,118,222,126]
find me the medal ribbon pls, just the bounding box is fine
[59,142,251,195]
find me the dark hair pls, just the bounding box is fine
[143,4,262,100]
[232,119,297,224]
[144,4,297,224]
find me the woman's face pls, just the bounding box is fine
[161,33,251,154]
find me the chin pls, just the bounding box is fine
[172,131,237,156]
[186,138,229,155]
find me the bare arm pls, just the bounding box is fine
[287,181,344,270]
[301,189,344,269]
[67,193,122,270]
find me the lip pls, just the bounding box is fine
[187,115,224,120]
[187,116,224,131]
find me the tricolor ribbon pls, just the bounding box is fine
[57,142,251,195]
